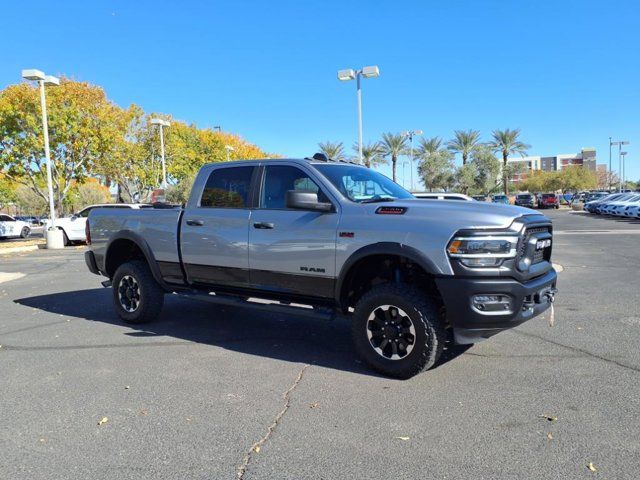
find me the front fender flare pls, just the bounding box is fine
[334,242,443,307]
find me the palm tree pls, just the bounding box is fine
[416,137,455,192]
[379,133,408,182]
[446,129,481,165]
[489,129,531,194]
[416,136,444,156]
[317,141,346,161]
[353,141,385,168]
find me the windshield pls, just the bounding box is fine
[517,194,532,199]
[315,164,413,203]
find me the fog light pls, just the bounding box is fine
[460,257,502,267]
[472,294,513,314]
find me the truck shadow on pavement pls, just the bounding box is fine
[14,288,470,378]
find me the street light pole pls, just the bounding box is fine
[608,137,612,191]
[21,69,63,249]
[401,130,423,191]
[620,151,627,191]
[159,125,167,188]
[356,74,363,164]
[610,139,629,192]
[150,118,171,189]
[337,66,380,164]
[225,145,234,161]
[402,161,409,189]
[38,79,56,227]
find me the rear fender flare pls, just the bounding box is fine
[104,230,170,291]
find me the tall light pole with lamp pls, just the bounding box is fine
[401,130,423,191]
[608,137,613,191]
[610,140,629,192]
[337,66,380,164]
[620,151,628,191]
[150,118,171,188]
[21,69,64,249]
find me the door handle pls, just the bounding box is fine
[186,219,204,226]
[253,222,275,229]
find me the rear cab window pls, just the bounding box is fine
[200,166,255,208]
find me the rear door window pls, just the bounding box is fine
[200,167,255,208]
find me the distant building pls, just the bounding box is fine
[509,148,597,173]
[507,148,599,185]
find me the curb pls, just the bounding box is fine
[0,245,40,255]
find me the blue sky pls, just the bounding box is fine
[2,0,639,186]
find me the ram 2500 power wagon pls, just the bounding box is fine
[84,156,558,378]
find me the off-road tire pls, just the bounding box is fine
[352,283,445,379]
[112,260,164,324]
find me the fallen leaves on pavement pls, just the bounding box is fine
[394,436,410,441]
[587,462,597,472]
[539,413,558,422]
[97,417,108,426]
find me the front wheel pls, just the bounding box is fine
[112,260,164,324]
[352,283,446,379]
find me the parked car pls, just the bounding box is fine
[44,204,152,245]
[84,156,557,378]
[584,193,620,213]
[472,195,488,202]
[413,192,474,201]
[617,196,640,218]
[515,193,536,208]
[601,193,640,216]
[14,215,43,226]
[585,193,632,214]
[491,194,510,205]
[0,214,31,239]
[538,193,559,209]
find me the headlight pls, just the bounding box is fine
[447,236,519,267]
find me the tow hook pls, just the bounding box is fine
[544,287,558,327]
[544,287,558,304]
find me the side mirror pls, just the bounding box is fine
[285,190,333,212]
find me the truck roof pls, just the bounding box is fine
[203,154,360,169]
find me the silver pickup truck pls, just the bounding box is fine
[85,155,557,378]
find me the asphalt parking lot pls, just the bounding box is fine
[1,209,639,479]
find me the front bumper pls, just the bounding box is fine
[435,268,558,344]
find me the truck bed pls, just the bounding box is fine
[89,206,183,268]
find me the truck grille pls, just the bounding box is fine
[518,226,552,265]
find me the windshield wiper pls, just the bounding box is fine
[360,196,396,204]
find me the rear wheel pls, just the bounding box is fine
[60,229,70,246]
[112,260,164,324]
[20,227,30,238]
[352,283,445,379]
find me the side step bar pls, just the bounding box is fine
[175,291,339,321]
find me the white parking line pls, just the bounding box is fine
[555,229,640,235]
[0,272,26,283]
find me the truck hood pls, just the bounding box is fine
[371,199,548,230]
